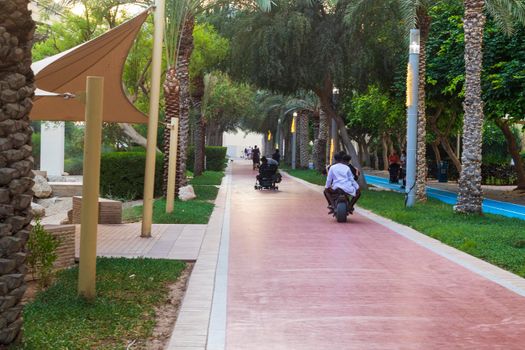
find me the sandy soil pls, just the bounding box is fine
[139,262,194,350]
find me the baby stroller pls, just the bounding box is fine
[255,164,281,190]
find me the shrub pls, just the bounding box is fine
[205,146,228,171]
[64,157,84,175]
[186,146,227,172]
[100,152,163,200]
[27,219,61,289]
[32,132,41,169]
[481,164,517,186]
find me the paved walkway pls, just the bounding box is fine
[229,161,525,349]
[169,160,525,349]
[75,223,207,260]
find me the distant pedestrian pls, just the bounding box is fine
[252,145,260,170]
[272,149,281,164]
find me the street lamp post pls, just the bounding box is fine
[331,87,340,163]
[406,29,420,207]
[291,111,297,169]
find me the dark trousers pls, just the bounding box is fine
[324,188,361,208]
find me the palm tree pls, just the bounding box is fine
[162,0,196,196]
[298,110,310,168]
[0,0,35,345]
[162,0,271,196]
[349,0,434,200]
[456,0,525,213]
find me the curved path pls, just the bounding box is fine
[223,161,525,349]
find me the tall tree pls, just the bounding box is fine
[163,0,270,194]
[189,23,229,176]
[456,0,525,213]
[0,0,35,345]
[228,0,399,186]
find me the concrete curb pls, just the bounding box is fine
[166,167,232,349]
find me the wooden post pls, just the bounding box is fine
[166,118,179,213]
[142,0,165,236]
[78,76,104,300]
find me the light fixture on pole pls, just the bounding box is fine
[291,111,297,169]
[330,86,340,163]
[405,29,420,207]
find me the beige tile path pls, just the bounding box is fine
[74,223,207,260]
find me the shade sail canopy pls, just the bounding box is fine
[31,10,150,124]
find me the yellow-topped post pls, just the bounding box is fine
[291,111,297,169]
[78,76,104,300]
[166,118,179,213]
[142,0,165,236]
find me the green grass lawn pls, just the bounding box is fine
[285,168,525,277]
[20,258,186,349]
[188,170,224,186]
[123,171,223,224]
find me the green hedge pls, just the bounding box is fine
[187,146,227,172]
[64,157,83,175]
[100,152,163,200]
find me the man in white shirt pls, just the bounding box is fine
[324,153,360,213]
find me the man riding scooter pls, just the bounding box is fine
[324,152,360,214]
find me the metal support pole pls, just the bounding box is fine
[78,76,104,300]
[142,0,165,236]
[291,113,297,169]
[331,117,338,156]
[406,29,420,207]
[166,118,179,213]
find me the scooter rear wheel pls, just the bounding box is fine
[336,202,348,222]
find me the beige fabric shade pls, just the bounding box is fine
[31,10,150,124]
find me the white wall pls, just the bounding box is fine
[222,130,263,158]
[40,121,65,176]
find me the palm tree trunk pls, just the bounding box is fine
[298,111,309,168]
[415,10,431,202]
[382,133,389,170]
[192,75,205,176]
[313,108,328,172]
[456,0,485,214]
[431,140,442,174]
[162,67,180,197]
[175,15,195,194]
[0,2,35,345]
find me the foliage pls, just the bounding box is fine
[188,170,224,186]
[21,258,185,349]
[64,157,84,175]
[100,152,164,200]
[482,121,512,165]
[204,146,228,171]
[122,171,224,224]
[282,167,326,186]
[26,220,61,289]
[187,146,228,172]
[190,23,229,79]
[202,71,256,132]
[481,164,518,185]
[343,85,404,141]
[123,197,215,224]
[32,132,41,169]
